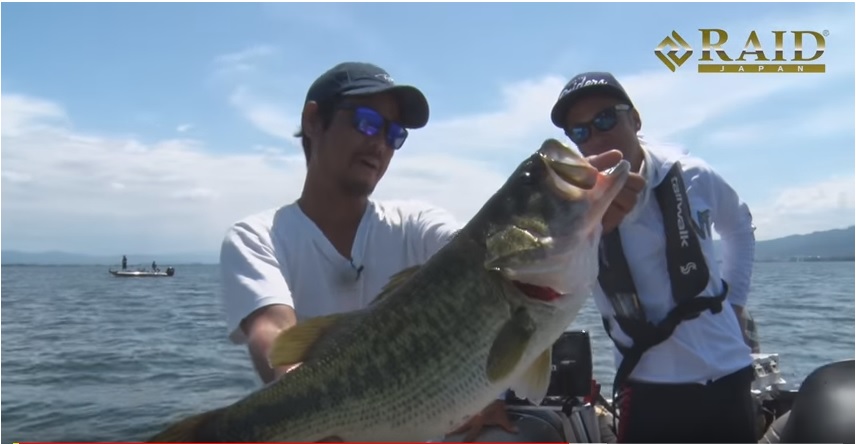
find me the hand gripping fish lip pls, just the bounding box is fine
[537,140,631,202]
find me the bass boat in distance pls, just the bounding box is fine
[109,267,175,277]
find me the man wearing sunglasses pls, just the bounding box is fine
[550,72,758,443]
[218,61,515,441]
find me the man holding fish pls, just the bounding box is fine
[216,61,520,441]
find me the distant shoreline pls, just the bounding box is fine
[1,262,218,267]
[4,225,854,267]
[756,256,856,263]
[4,259,855,267]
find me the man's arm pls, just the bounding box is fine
[241,305,298,384]
[220,221,298,384]
[705,166,756,328]
[412,204,463,258]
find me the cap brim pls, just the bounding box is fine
[550,85,633,129]
[343,84,430,129]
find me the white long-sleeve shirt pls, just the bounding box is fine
[592,142,756,385]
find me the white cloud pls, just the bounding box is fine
[211,44,277,78]
[703,101,854,148]
[171,187,220,202]
[176,124,193,133]
[5,64,851,255]
[222,5,855,159]
[228,86,299,143]
[3,7,852,254]
[751,175,855,241]
[2,169,34,184]
[373,153,509,222]
[0,94,507,254]
[414,76,568,155]
[259,3,385,54]
[1,93,69,137]
[213,45,277,66]
[619,70,836,141]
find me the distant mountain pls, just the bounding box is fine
[3,226,853,265]
[711,225,854,262]
[753,226,855,261]
[0,250,219,266]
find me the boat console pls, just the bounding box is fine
[760,359,854,444]
[442,329,601,443]
[499,329,603,443]
[451,329,851,444]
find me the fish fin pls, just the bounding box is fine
[370,264,422,305]
[147,407,223,442]
[509,346,553,405]
[268,313,348,367]
[485,308,536,382]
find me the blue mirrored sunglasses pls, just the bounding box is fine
[337,104,409,150]
[565,103,632,145]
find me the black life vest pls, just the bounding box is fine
[597,161,729,400]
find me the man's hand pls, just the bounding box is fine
[587,150,646,235]
[447,399,517,442]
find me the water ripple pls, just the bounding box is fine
[2,262,854,441]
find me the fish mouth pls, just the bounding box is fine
[537,139,630,210]
[537,139,599,194]
[484,140,632,301]
[495,140,631,299]
[512,280,563,302]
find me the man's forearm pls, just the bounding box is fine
[731,303,746,332]
[241,304,299,384]
[247,330,280,384]
[719,228,755,307]
[245,319,298,384]
[731,303,758,353]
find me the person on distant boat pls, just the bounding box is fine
[219,62,514,440]
[152,261,158,272]
[122,255,127,270]
[549,72,757,443]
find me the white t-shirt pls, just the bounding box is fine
[593,143,756,385]
[219,199,462,344]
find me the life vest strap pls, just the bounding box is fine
[608,279,729,392]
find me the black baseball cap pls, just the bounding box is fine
[550,71,634,129]
[304,62,430,129]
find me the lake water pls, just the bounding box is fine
[1,261,853,442]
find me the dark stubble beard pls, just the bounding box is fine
[337,176,376,198]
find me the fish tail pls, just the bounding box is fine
[147,407,224,443]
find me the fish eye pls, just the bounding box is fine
[518,170,538,187]
[519,160,544,185]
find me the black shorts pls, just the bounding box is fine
[616,365,757,443]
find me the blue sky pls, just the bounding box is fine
[2,2,854,255]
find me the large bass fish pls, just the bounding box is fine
[149,138,630,442]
